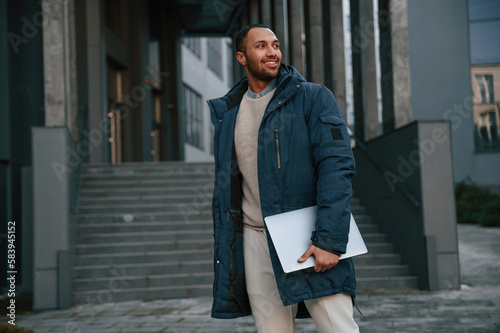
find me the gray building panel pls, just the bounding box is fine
[407,0,474,183]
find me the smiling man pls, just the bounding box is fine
[208,24,359,332]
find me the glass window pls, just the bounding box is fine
[182,37,201,58]
[475,74,495,104]
[183,85,203,149]
[475,109,500,151]
[207,38,222,77]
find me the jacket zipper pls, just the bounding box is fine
[274,128,281,169]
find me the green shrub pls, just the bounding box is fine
[0,323,34,333]
[455,179,500,227]
[478,195,500,227]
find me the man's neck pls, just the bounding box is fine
[248,80,272,94]
[247,78,277,99]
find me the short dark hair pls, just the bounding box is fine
[235,23,270,53]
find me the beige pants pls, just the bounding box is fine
[243,226,360,333]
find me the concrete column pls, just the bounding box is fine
[390,0,412,128]
[306,0,324,84]
[249,0,260,24]
[379,0,412,132]
[42,0,78,141]
[350,0,379,141]
[32,127,75,310]
[160,8,183,161]
[273,0,289,64]
[86,0,108,163]
[329,0,347,118]
[288,0,305,75]
[261,0,272,26]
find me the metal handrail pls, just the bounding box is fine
[348,127,421,208]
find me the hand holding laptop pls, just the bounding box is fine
[264,206,368,273]
[298,245,340,273]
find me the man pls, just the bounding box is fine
[207,24,359,332]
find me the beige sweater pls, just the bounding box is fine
[234,89,276,230]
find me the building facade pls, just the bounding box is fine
[181,36,233,162]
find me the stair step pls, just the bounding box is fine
[359,233,386,243]
[352,253,402,266]
[364,242,393,254]
[356,224,379,234]
[75,249,213,266]
[351,215,374,224]
[81,178,213,189]
[80,187,214,197]
[356,276,419,289]
[77,221,213,234]
[355,265,410,278]
[82,173,213,181]
[83,162,215,174]
[76,239,213,255]
[79,194,214,205]
[73,260,213,278]
[73,285,212,305]
[73,272,213,292]
[350,206,366,214]
[78,202,211,214]
[78,211,212,223]
[78,229,212,244]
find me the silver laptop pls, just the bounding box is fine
[264,206,368,273]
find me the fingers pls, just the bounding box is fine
[314,253,339,273]
[298,246,314,263]
[298,246,340,273]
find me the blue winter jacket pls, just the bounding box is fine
[207,64,356,319]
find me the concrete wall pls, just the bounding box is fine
[32,127,77,310]
[407,0,474,184]
[352,121,460,290]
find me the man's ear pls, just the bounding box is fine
[236,51,246,66]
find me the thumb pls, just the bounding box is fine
[298,246,314,263]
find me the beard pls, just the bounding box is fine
[246,54,279,82]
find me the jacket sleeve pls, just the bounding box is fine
[305,85,356,254]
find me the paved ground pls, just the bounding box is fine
[14,224,500,332]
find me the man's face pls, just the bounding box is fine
[238,28,282,83]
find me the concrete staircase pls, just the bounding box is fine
[73,162,417,305]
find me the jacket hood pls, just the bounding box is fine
[210,64,306,119]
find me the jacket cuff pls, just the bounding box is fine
[311,231,345,256]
